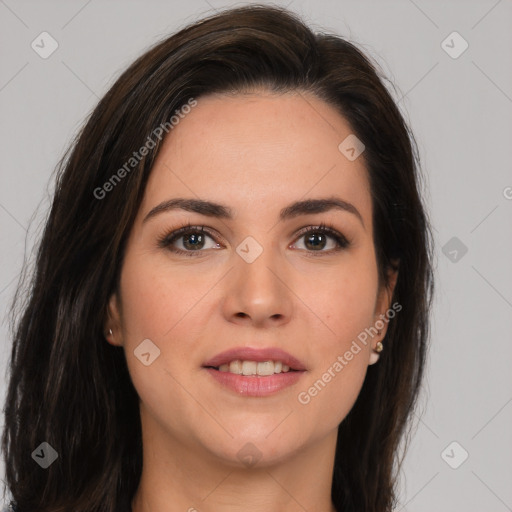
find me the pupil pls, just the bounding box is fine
[305,233,325,250]
[184,233,204,250]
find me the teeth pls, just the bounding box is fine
[242,361,257,376]
[216,360,292,375]
[229,360,243,374]
[256,361,274,376]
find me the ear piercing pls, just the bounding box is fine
[368,332,384,365]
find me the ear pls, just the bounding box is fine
[368,264,399,366]
[374,263,399,333]
[104,292,123,347]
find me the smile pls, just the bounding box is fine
[216,360,293,376]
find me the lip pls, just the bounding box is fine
[202,346,306,371]
[202,346,307,397]
[205,368,304,396]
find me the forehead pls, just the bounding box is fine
[141,91,372,223]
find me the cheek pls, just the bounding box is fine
[294,255,379,349]
[115,252,210,396]
[116,254,213,428]
[294,284,372,429]
[290,254,377,420]
[117,249,214,341]
[297,356,368,431]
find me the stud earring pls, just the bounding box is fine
[106,328,113,338]
[368,341,384,365]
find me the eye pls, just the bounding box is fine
[157,222,350,258]
[157,225,222,256]
[290,223,350,255]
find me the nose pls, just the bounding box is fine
[221,245,293,328]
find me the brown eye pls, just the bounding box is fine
[303,231,329,251]
[180,231,207,250]
[291,224,350,254]
[158,226,222,256]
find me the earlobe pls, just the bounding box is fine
[104,293,122,346]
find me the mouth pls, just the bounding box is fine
[206,359,298,376]
[203,346,306,373]
[202,347,306,396]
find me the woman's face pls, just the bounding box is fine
[108,90,397,467]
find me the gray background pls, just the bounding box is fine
[1,0,511,510]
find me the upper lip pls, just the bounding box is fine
[203,347,306,371]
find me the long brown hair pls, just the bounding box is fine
[2,5,434,511]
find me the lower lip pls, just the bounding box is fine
[204,368,305,397]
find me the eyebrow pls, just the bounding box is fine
[143,196,365,228]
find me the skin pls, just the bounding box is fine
[106,89,398,512]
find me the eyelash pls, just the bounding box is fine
[157,222,350,257]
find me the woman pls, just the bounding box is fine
[1,4,434,512]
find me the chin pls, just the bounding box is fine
[198,419,314,469]
[210,438,303,469]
